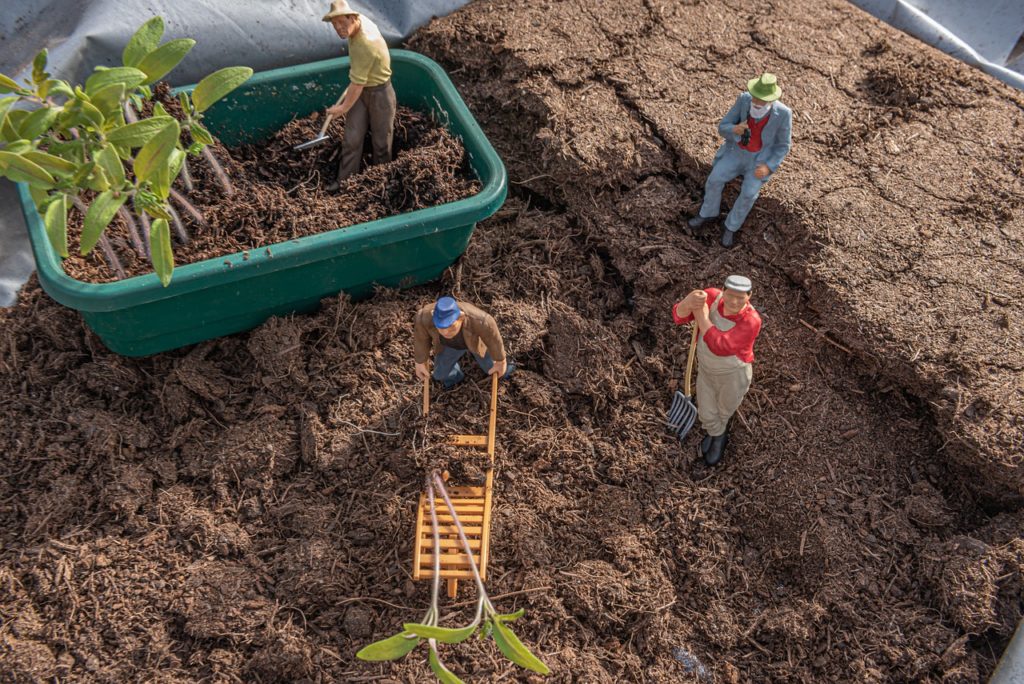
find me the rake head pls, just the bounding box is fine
[292,134,331,151]
[667,390,697,440]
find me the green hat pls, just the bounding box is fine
[747,73,781,102]
[322,0,359,21]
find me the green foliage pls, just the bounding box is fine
[0,15,253,286]
[355,632,421,662]
[403,623,478,644]
[428,646,466,684]
[490,619,550,675]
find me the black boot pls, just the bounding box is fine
[720,228,737,248]
[704,431,729,466]
[687,214,717,229]
[700,434,712,457]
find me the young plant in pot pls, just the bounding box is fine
[0,16,252,286]
[357,471,550,683]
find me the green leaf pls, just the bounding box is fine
[428,646,466,684]
[32,50,49,85]
[61,99,104,130]
[150,217,174,287]
[85,67,147,97]
[0,150,55,187]
[192,66,252,113]
[490,620,550,675]
[71,162,97,187]
[494,609,526,624]
[0,96,17,120]
[43,194,68,257]
[138,38,195,84]
[403,623,477,645]
[43,79,74,100]
[152,102,169,118]
[142,203,172,222]
[19,106,59,140]
[0,73,22,94]
[1,109,28,141]
[134,119,179,185]
[94,146,126,187]
[123,17,165,68]
[191,121,214,147]
[79,190,127,255]
[106,116,174,148]
[355,631,420,662]
[89,83,126,118]
[22,150,77,175]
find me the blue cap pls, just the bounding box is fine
[432,296,461,329]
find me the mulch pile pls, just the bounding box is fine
[2,0,1023,682]
[61,98,479,282]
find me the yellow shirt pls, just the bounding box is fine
[347,17,392,86]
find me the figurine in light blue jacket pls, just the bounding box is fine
[687,74,792,247]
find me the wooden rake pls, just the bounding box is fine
[667,325,699,440]
[413,372,499,597]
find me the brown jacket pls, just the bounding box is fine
[413,301,506,364]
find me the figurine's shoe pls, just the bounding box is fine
[704,432,729,466]
[720,228,738,248]
[700,434,712,457]
[687,214,717,229]
[325,181,341,192]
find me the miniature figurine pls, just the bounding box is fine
[687,73,792,247]
[672,276,762,465]
[322,0,397,190]
[414,297,516,389]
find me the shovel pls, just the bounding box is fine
[293,88,348,151]
[667,324,699,440]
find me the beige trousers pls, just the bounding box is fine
[696,364,752,437]
[338,80,397,181]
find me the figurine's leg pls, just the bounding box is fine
[699,154,742,219]
[696,370,726,437]
[368,82,397,165]
[338,96,369,181]
[432,346,467,388]
[471,351,516,379]
[723,169,764,231]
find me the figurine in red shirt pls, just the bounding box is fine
[672,275,762,465]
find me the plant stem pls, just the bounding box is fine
[71,197,126,279]
[166,204,191,244]
[117,206,146,257]
[123,101,139,124]
[201,145,235,197]
[431,471,493,612]
[427,474,442,621]
[169,187,208,226]
[137,211,153,258]
[181,157,195,193]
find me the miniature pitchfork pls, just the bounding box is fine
[667,325,699,439]
[293,88,348,151]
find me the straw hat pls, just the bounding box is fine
[322,0,359,21]
[747,73,781,102]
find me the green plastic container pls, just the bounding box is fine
[17,50,506,356]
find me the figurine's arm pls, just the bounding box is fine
[716,95,745,142]
[760,106,792,172]
[328,83,365,118]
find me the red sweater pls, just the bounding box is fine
[672,288,762,363]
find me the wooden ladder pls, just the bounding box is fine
[413,373,498,598]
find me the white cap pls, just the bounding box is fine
[724,275,752,293]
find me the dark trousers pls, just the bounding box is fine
[338,80,397,181]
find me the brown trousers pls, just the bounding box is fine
[338,80,397,181]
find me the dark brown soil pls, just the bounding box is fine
[61,103,479,282]
[2,0,1023,683]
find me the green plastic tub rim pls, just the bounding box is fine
[19,49,507,313]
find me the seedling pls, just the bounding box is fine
[0,17,252,285]
[357,471,550,683]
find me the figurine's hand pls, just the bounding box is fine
[754,164,771,180]
[415,362,430,381]
[690,290,708,306]
[489,359,507,377]
[732,123,748,136]
[326,105,346,118]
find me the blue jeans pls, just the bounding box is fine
[698,147,767,231]
[432,347,506,388]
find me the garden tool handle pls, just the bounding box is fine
[422,372,430,416]
[684,324,698,397]
[486,372,498,459]
[318,88,350,136]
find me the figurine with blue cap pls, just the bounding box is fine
[413,297,515,389]
[672,275,762,465]
[687,73,792,248]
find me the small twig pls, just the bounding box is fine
[137,211,153,258]
[201,145,235,196]
[117,206,146,257]
[181,157,195,193]
[798,319,853,355]
[169,187,208,226]
[166,203,191,244]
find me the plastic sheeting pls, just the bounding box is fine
[1,0,1023,305]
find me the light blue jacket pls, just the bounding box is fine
[714,92,792,173]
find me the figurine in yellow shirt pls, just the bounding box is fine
[322,0,397,189]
